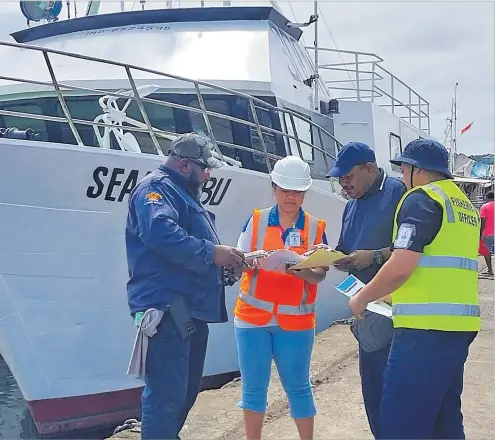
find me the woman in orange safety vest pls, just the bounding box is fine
[233,156,328,440]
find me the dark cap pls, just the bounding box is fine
[169,132,223,169]
[325,142,376,178]
[390,138,453,179]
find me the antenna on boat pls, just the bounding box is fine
[445,82,459,174]
[287,2,319,110]
[313,1,319,111]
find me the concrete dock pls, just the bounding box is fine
[108,266,494,440]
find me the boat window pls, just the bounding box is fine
[389,132,402,172]
[0,102,49,141]
[58,95,176,154]
[188,99,236,159]
[282,112,314,163]
[125,99,176,154]
[249,105,278,166]
[57,98,102,147]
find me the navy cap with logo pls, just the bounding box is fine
[390,138,453,179]
[325,142,376,178]
[169,132,223,169]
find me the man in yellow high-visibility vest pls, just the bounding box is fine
[349,138,480,439]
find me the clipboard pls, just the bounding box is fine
[289,248,346,269]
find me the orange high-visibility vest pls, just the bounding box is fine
[234,207,326,331]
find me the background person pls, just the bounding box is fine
[479,190,494,276]
[349,139,480,439]
[125,133,244,440]
[325,141,406,439]
[234,155,328,440]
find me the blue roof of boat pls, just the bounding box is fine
[11,6,302,43]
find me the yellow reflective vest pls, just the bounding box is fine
[391,179,481,332]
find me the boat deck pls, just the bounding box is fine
[107,260,494,440]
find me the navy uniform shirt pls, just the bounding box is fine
[126,165,228,323]
[336,169,407,283]
[336,169,406,352]
[391,188,443,252]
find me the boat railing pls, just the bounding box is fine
[306,46,431,134]
[0,40,343,184]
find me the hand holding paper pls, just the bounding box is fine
[289,248,347,270]
[333,274,392,319]
[260,250,305,273]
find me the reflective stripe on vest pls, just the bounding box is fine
[425,183,456,223]
[241,208,319,316]
[393,303,480,317]
[418,255,478,271]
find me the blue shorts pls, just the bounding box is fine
[483,236,494,255]
[234,325,316,419]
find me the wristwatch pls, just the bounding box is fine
[373,249,384,266]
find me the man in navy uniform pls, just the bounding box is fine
[326,142,406,439]
[125,133,244,439]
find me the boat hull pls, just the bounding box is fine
[0,139,350,435]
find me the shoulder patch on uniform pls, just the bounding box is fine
[144,191,163,205]
[394,223,416,249]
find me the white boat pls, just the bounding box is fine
[0,0,436,435]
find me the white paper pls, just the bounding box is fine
[260,249,305,273]
[333,275,392,319]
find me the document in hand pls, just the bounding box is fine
[260,250,305,273]
[289,248,346,270]
[333,274,392,319]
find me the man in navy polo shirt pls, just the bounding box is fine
[325,142,406,439]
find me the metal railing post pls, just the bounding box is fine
[390,76,395,114]
[418,96,422,131]
[194,83,225,161]
[427,102,431,134]
[124,66,163,156]
[288,113,304,160]
[370,62,376,102]
[248,99,272,172]
[42,51,84,147]
[408,89,412,125]
[354,53,361,101]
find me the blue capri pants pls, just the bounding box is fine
[234,325,316,419]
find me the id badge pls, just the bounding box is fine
[288,230,301,247]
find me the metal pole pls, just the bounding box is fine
[453,82,458,174]
[249,99,272,172]
[313,1,319,111]
[124,66,163,156]
[194,84,225,161]
[43,51,84,146]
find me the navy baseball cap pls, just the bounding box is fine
[390,138,453,179]
[325,142,376,178]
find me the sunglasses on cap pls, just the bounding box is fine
[187,158,212,173]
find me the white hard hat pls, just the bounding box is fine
[270,155,312,191]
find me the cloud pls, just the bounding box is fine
[292,0,494,154]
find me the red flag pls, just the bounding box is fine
[460,121,473,134]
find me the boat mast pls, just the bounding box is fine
[313,0,319,112]
[446,82,459,174]
[453,82,458,173]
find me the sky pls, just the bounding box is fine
[0,0,493,155]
